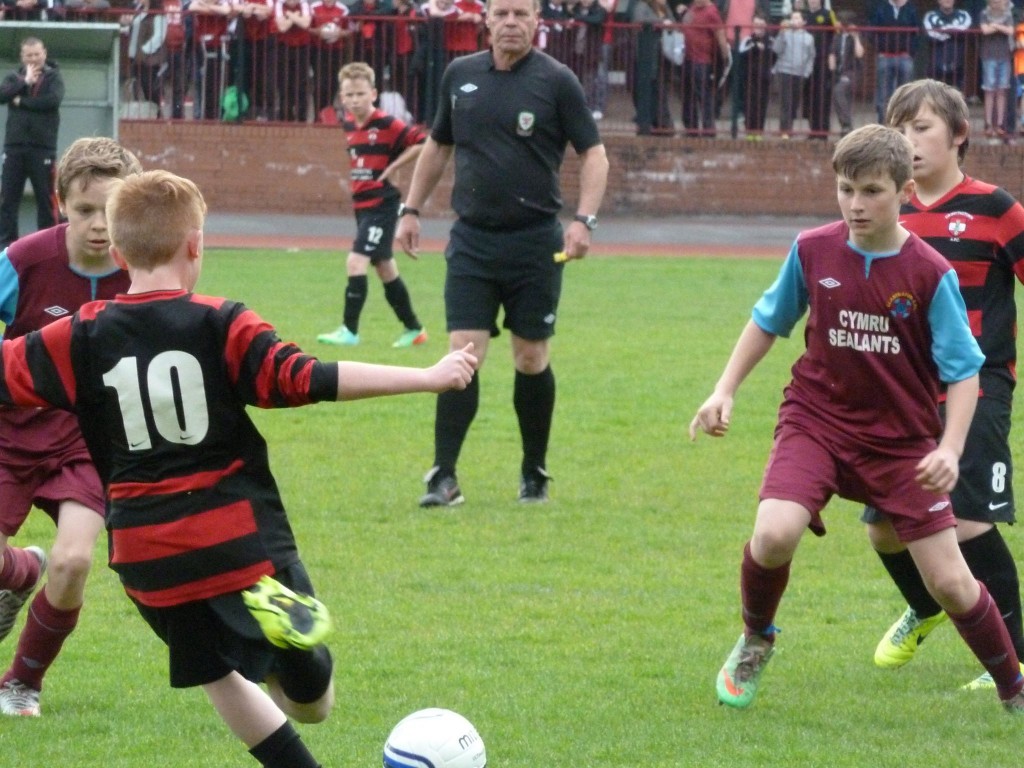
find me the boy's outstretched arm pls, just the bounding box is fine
[915,373,978,493]
[335,343,477,401]
[689,320,777,440]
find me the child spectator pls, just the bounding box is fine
[274,0,313,122]
[979,0,1015,141]
[572,0,607,118]
[738,10,774,138]
[772,10,814,138]
[235,0,276,121]
[828,9,863,136]
[310,0,352,116]
[923,0,973,91]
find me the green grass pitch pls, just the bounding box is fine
[4,247,1023,766]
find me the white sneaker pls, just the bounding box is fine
[0,679,40,717]
[0,546,47,644]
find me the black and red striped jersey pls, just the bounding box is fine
[0,289,339,608]
[342,109,426,209]
[900,176,1024,395]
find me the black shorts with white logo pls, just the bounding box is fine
[443,217,564,340]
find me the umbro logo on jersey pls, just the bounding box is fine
[460,83,478,93]
[928,501,950,512]
[44,306,69,317]
[818,278,841,289]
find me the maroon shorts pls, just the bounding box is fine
[759,420,956,543]
[0,456,104,536]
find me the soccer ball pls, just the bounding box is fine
[383,708,486,768]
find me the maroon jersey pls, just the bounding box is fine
[0,290,339,608]
[342,109,426,209]
[0,225,129,461]
[755,221,982,447]
[899,176,1024,397]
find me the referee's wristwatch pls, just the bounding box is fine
[398,204,420,218]
[574,214,598,232]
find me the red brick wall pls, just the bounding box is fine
[120,122,1024,219]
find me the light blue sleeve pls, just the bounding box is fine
[0,251,19,326]
[929,269,985,383]
[751,240,808,338]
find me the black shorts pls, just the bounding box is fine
[444,217,564,340]
[862,394,1015,526]
[352,202,398,264]
[131,561,321,689]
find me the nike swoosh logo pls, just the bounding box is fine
[990,502,1010,511]
[722,671,744,697]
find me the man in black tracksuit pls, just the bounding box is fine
[0,37,64,249]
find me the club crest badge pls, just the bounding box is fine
[887,291,917,319]
[945,211,972,242]
[516,111,536,136]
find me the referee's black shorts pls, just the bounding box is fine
[444,217,564,340]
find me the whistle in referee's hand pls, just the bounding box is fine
[553,251,568,263]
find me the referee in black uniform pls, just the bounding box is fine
[397,0,609,507]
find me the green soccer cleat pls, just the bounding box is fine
[873,607,948,669]
[317,326,359,346]
[242,575,331,650]
[1004,690,1024,714]
[963,662,1024,692]
[716,633,775,709]
[392,328,427,349]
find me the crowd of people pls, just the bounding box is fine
[3,0,1024,139]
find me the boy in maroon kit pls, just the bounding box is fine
[691,124,1024,713]
[0,137,142,716]
[317,61,428,349]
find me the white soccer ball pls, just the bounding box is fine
[383,708,487,768]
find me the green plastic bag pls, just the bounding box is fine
[221,86,249,122]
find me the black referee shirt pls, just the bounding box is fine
[432,48,601,231]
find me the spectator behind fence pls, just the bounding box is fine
[828,9,863,136]
[234,0,276,121]
[0,37,64,250]
[311,0,352,116]
[738,9,774,138]
[123,0,169,115]
[1015,10,1024,136]
[592,0,617,121]
[390,0,420,118]
[868,0,918,124]
[191,0,235,120]
[541,0,575,62]
[448,0,486,53]
[772,10,814,138]
[631,0,672,135]
[161,0,188,119]
[801,0,835,138]
[1,0,47,20]
[979,0,1015,140]
[275,0,313,122]
[680,0,731,137]
[923,0,972,91]
[572,0,608,118]
[350,0,395,93]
